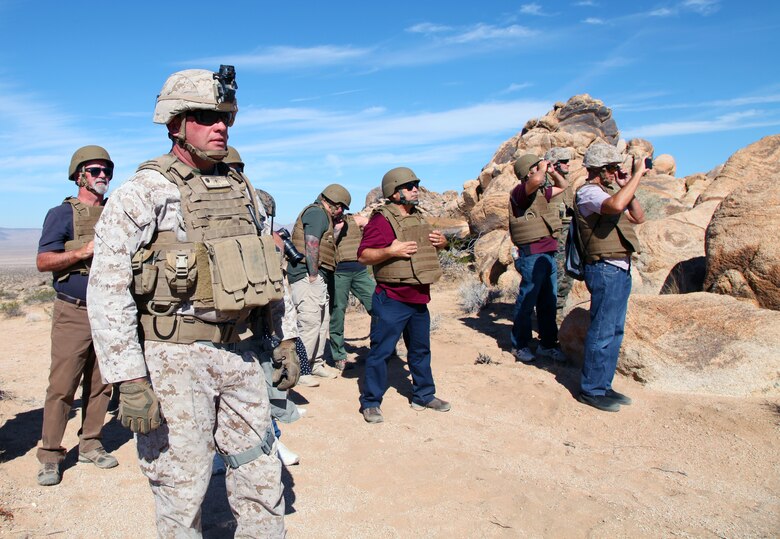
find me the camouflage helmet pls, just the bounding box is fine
[255,188,276,218]
[381,166,419,198]
[543,147,572,164]
[225,145,243,165]
[321,183,351,210]
[513,154,541,179]
[68,145,114,181]
[583,143,623,169]
[153,66,238,125]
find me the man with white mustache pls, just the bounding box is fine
[35,145,118,486]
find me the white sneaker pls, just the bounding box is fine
[513,347,536,363]
[277,441,300,466]
[311,363,339,379]
[537,346,568,363]
[297,375,320,387]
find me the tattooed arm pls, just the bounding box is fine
[304,233,321,282]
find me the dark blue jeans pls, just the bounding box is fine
[360,290,436,409]
[511,251,559,349]
[581,261,632,396]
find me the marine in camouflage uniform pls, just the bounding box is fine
[543,147,576,318]
[88,67,296,538]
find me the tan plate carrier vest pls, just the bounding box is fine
[131,154,284,343]
[336,214,362,263]
[291,203,336,271]
[508,186,563,246]
[372,203,442,285]
[574,183,641,263]
[54,197,104,282]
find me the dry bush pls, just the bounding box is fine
[429,312,443,333]
[25,287,56,304]
[346,292,368,314]
[1,301,24,318]
[458,279,499,314]
[475,353,496,365]
[438,234,478,281]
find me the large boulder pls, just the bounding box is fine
[653,154,676,176]
[704,136,780,310]
[559,293,780,397]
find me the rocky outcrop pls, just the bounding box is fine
[704,135,780,310]
[559,293,780,397]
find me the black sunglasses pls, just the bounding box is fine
[398,181,419,191]
[189,110,235,126]
[83,166,113,178]
[556,160,570,165]
[604,163,621,171]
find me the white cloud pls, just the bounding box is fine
[624,110,780,137]
[583,17,605,24]
[520,3,544,15]
[186,45,372,71]
[444,23,535,44]
[682,0,720,15]
[499,83,533,94]
[406,22,452,34]
[574,1,598,5]
[649,8,674,16]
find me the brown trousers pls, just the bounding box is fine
[37,298,111,464]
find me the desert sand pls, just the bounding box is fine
[0,266,778,538]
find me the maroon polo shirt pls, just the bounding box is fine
[358,212,431,305]
[510,183,558,254]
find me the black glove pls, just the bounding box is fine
[272,339,300,391]
[118,380,162,434]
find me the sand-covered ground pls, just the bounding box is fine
[0,265,778,538]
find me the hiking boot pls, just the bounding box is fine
[277,441,300,466]
[37,462,61,486]
[605,389,632,405]
[78,447,118,469]
[410,397,451,412]
[362,407,384,424]
[513,347,536,363]
[311,364,339,379]
[297,375,320,387]
[536,346,568,363]
[577,393,620,412]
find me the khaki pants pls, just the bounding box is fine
[138,340,285,538]
[290,275,330,369]
[37,298,111,464]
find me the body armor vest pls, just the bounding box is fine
[336,214,362,263]
[291,203,336,271]
[130,154,284,332]
[54,197,103,282]
[574,183,641,263]
[508,186,563,246]
[371,204,442,285]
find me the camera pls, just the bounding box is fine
[644,157,653,170]
[214,65,237,104]
[277,228,304,264]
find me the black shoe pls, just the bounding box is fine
[577,393,620,412]
[605,389,632,405]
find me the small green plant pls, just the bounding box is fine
[1,301,24,318]
[25,287,56,304]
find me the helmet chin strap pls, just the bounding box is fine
[172,116,228,165]
[393,191,419,206]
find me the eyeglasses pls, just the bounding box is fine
[556,160,569,165]
[398,181,419,191]
[604,163,621,172]
[189,110,235,126]
[83,166,113,178]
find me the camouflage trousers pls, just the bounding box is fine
[137,341,285,538]
[555,223,574,318]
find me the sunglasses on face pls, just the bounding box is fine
[556,160,570,165]
[604,163,621,172]
[398,181,419,191]
[189,110,235,126]
[83,166,113,178]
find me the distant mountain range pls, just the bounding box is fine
[0,228,40,266]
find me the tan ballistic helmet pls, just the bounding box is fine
[255,188,276,217]
[583,143,623,169]
[321,184,351,210]
[513,154,541,179]
[68,145,114,181]
[544,147,572,164]
[225,145,243,165]
[153,67,238,125]
[381,167,420,198]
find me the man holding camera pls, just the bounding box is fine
[508,153,569,364]
[288,184,352,380]
[544,147,576,313]
[35,145,118,486]
[357,167,450,424]
[88,67,293,536]
[574,143,646,412]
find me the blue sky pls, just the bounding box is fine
[1,0,778,228]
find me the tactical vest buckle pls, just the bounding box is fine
[175,253,189,280]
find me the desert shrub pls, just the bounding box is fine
[0,289,15,300]
[429,313,442,333]
[25,287,56,304]
[458,279,499,314]
[438,234,479,280]
[1,301,24,318]
[346,292,368,314]
[475,353,495,365]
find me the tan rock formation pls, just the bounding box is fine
[653,154,676,176]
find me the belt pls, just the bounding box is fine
[56,292,87,307]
